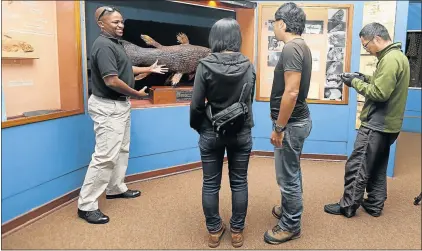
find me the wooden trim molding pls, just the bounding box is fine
[1,152,345,236]
[1,109,84,129]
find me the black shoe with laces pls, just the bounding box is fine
[106,189,141,199]
[78,209,109,224]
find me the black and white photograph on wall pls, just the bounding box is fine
[304,20,324,34]
[268,51,281,67]
[265,20,274,32]
[327,47,345,61]
[326,74,343,88]
[328,22,346,33]
[328,9,346,33]
[324,60,344,100]
[328,32,346,47]
[328,9,346,22]
[324,87,343,100]
[326,61,344,75]
[268,36,284,51]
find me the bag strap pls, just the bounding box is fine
[238,66,254,103]
[207,65,254,118]
[238,83,249,102]
[207,104,213,119]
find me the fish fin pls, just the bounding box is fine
[140,34,163,48]
[176,33,189,45]
[171,72,184,86]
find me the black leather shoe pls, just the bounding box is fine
[106,189,141,199]
[324,203,342,215]
[324,203,356,218]
[361,201,381,217]
[78,209,109,224]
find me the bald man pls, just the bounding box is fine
[77,6,168,224]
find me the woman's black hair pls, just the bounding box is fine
[208,18,242,53]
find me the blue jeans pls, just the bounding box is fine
[274,118,312,233]
[199,128,252,232]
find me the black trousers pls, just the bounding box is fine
[340,126,399,216]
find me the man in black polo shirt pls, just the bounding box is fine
[78,6,168,224]
[263,3,313,244]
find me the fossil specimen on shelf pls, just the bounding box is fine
[2,34,35,53]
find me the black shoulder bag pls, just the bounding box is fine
[205,82,252,136]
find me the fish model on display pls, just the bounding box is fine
[121,33,211,86]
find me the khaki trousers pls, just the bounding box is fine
[78,95,131,211]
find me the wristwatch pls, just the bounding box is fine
[273,122,286,133]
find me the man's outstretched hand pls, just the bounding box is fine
[149,60,169,74]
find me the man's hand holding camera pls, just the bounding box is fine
[340,72,366,87]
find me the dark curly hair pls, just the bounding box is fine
[274,2,306,36]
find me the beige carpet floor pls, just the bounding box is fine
[2,132,421,250]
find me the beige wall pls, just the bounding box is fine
[1,1,60,117]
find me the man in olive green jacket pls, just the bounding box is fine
[324,22,410,218]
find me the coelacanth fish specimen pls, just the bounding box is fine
[121,33,211,86]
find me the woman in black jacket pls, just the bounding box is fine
[189,18,255,248]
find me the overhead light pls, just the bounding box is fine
[208,1,217,7]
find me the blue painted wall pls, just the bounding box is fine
[1,1,412,223]
[402,90,421,133]
[407,1,421,31]
[1,115,94,223]
[402,1,421,133]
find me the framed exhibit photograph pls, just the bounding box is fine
[256,3,354,104]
